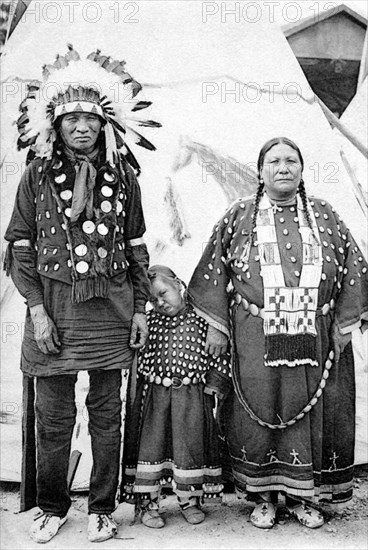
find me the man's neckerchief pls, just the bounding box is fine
[48,147,125,303]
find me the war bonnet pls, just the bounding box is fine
[17,44,160,171]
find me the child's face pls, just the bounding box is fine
[150,277,185,317]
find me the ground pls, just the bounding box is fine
[1,468,367,550]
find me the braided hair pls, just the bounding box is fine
[250,181,264,247]
[298,178,315,235]
[251,137,314,245]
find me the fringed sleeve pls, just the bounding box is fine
[332,213,368,334]
[4,162,44,307]
[123,161,150,313]
[188,201,242,336]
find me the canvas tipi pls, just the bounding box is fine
[1,1,367,493]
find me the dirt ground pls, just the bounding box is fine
[1,468,367,550]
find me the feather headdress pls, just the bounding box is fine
[17,44,161,170]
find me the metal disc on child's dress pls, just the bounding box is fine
[75,261,89,274]
[104,172,116,183]
[162,377,171,387]
[64,208,71,217]
[55,174,66,184]
[116,201,123,214]
[101,186,113,198]
[82,221,95,234]
[75,244,88,257]
[97,223,109,236]
[97,247,108,259]
[53,160,63,170]
[101,201,112,213]
[60,190,72,201]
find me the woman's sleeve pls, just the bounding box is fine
[205,352,232,397]
[187,205,238,336]
[333,214,368,334]
[4,164,44,307]
[123,162,150,314]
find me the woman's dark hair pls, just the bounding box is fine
[250,137,314,247]
[257,136,304,173]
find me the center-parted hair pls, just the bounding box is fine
[147,264,187,288]
[257,136,304,173]
[250,137,314,246]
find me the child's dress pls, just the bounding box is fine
[120,305,231,504]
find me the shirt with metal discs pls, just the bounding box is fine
[120,304,231,504]
[4,151,150,376]
[138,306,231,386]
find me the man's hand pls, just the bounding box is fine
[331,320,352,363]
[205,325,228,357]
[129,312,148,350]
[30,304,61,355]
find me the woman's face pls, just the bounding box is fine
[261,143,302,201]
[150,277,185,317]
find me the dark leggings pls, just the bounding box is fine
[35,369,122,517]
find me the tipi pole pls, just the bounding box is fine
[340,149,368,214]
[316,98,368,159]
[358,29,368,89]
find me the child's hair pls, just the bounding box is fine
[147,265,187,288]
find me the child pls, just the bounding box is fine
[120,265,231,528]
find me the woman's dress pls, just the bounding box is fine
[188,196,368,504]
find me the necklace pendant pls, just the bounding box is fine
[272,203,283,214]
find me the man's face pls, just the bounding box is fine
[59,112,102,153]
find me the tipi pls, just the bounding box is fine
[1,1,367,493]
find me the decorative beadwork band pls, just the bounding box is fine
[230,292,335,319]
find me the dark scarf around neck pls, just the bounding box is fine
[48,147,125,303]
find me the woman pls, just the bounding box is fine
[187,137,368,529]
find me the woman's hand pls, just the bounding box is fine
[205,325,228,357]
[30,304,61,355]
[129,312,148,349]
[331,320,352,363]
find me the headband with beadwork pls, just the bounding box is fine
[16,44,161,169]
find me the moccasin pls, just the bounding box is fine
[29,514,67,543]
[180,504,205,524]
[250,502,276,529]
[87,513,118,542]
[287,502,324,528]
[141,509,165,528]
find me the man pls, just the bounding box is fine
[4,46,157,543]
